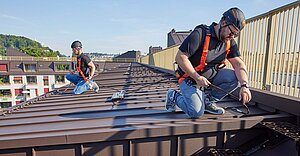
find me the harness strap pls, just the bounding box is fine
[195,34,211,72]
[176,34,231,84]
[77,58,89,82]
[223,40,230,65]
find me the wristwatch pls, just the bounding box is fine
[241,84,249,88]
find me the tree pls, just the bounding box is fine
[0,34,64,57]
[0,45,5,56]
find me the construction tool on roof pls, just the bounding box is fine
[209,83,250,115]
[111,90,125,101]
[110,90,126,109]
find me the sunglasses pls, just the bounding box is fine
[227,25,239,38]
[72,47,81,50]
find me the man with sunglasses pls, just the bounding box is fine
[165,7,252,118]
[66,40,99,94]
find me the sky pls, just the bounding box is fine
[0,0,297,56]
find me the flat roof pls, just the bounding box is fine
[0,62,297,156]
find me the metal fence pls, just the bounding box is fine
[139,1,300,98]
[0,56,137,62]
[240,1,300,97]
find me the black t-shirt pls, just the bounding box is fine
[177,23,240,80]
[77,53,92,78]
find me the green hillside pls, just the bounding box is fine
[0,34,65,57]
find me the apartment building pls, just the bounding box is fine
[0,60,73,108]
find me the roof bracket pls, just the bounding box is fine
[111,90,125,101]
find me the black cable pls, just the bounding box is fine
[209,83,250,115]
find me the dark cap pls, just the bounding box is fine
[223,7,246,30]
[71,40,82,48]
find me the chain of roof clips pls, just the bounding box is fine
[0,76,249,116]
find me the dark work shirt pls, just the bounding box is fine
[177,23,241,80]
[77,53,92,78]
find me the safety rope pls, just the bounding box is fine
[209,83,249,115]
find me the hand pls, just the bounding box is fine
[239,87,252,105]
[195,76,211,87]
[88,75,93,80]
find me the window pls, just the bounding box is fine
[0,102,11,108]
[0,75,9,85]
[13,76,23,84]
[15,89,23,96]
[43,76,49,86]
[55,75,65,84]
[44,88,49,93]
[55,64,70,72]
[0,64,7,72]
[16,101,24,105]
[24,64,37,72]
[26,76,37,84]
[0,89,11,97]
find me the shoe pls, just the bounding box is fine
[204,95,225,115]
[165,89,177,112]
[90,81,99,93]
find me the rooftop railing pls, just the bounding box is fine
[139,1,300,98]
[0,56,137,62]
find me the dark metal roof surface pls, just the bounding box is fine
[0,62,295,154]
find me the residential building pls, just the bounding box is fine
[0,59,73,108]
[167,28,191,47]
[149,46,162,54]
[114,50,141,60]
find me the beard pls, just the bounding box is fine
[218,26,231,42]
[220,34,227,42]
[219,32,232,42]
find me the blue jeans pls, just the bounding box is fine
[175,69,238,118]
[66,73,92,94]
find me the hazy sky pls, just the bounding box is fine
[0,0,297,56]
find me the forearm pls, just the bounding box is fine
[229,57,252,104]
[176,51,201,80]
[90,66,95,77]
[234,61,249,85]
[88,62,96,78]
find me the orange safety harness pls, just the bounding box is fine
[176,33,231,84]
[77,58,89,82]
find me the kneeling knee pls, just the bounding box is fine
[66,74,72,80]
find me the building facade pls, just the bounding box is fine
[167,29,191,47]
[148,46,162,54]
[0,60,72,108]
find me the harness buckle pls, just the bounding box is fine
[216,63,226,69]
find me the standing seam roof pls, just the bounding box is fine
[0,62,296,156]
